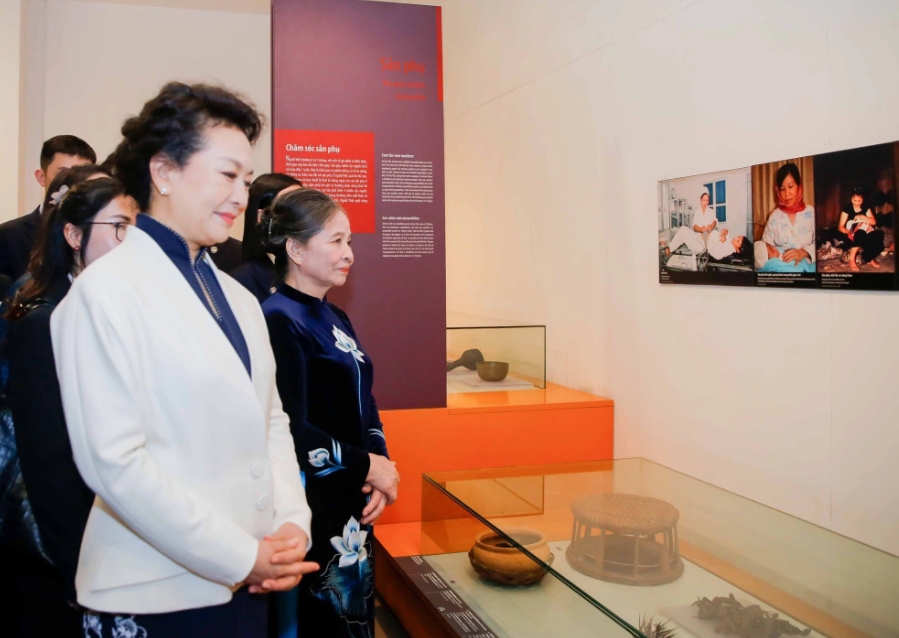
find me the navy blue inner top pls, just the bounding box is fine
[136,214,251,377]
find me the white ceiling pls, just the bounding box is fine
[45,0,271,15]
[42,0,443,15]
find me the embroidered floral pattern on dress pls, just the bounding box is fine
[113,616,148,638]
[84,614,103,638]
[83,613,149,638]
[332,325,365,416]
[331,516,368,567]
[308,439,346,477]
[332,326,365,363]
[312,516,374,638]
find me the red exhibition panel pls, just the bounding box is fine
[273,0,446,409]
[273,129,376,234]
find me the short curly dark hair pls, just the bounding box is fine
[111,82,264,210]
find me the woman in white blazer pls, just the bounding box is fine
[50,83,317,637]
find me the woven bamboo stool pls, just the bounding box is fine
[566,493,684,586]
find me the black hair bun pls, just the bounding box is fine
[257,205,283,253]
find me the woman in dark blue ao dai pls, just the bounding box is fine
[261,189,399,638]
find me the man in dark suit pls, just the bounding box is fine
[0,136,96,281]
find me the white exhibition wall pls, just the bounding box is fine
[14,0,271,237]
[8,0,899,557]
[440,0,899,557]
[1,0,23,220]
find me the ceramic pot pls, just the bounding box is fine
[469,527,553,586]
[476,361,509,381]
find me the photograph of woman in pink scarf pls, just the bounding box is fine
[755,162,816,273]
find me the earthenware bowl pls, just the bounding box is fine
[476,361,509,381]
[469,527,553,586]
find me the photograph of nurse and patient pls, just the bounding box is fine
[658,167,754,281]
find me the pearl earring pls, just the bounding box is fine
[160,187,168,195]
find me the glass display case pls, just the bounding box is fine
[414,459,899,638]
[446,312,546,394]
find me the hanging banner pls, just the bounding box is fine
[658,141,897,291]
[273,0,446,409]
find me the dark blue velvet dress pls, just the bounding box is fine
[263,283,388,638]
[232,258,278,305]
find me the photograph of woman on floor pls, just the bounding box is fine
[812,142,895,278]
[754,162,816,273]
[838,187,884,270]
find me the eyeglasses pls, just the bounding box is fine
[84,221,131,242]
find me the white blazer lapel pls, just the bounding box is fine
[206,255,276,417]
[206,254,259,382]
[131,228,259,400]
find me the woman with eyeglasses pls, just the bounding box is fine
[4,173,136,636]
[50,83,315,637]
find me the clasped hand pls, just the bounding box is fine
[362,453,400,525]
[247,522,319,594]
[781,248,809,265]
[766,243,808,265]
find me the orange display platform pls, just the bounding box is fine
[378,383,614,525]
[375,387,614,638]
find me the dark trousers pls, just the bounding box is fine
[851,229,885,262]
[83,587,268,638]
[1,547,83,637]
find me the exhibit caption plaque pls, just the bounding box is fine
[396,555,499,638]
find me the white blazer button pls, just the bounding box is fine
[252,461,266,478]
[255,495,271,511]
[211,246,219,253]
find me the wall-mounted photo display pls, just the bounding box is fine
[813,143,897,290]
[658,167,755,286]
[658,141,898,291]
[751,157,818,288]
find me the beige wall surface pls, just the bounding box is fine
[15,0,271,239]
[1,0,23,222]
[438,0,899,557]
